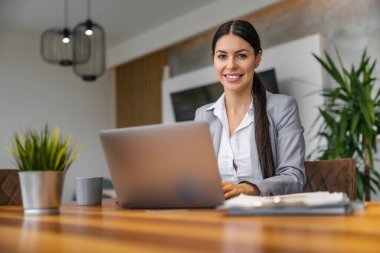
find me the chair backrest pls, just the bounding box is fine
[0,169,22,205]
[304,158,356,200]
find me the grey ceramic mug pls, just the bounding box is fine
[76,177,103,205]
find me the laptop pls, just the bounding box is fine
[99,121,224,209]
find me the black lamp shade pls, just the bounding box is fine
[41,28,75,66]
[73,19,105,81]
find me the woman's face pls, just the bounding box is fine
[213,34,261,94]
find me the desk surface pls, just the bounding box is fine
[0,200,380,253]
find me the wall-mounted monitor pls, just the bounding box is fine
[170,68,279,122]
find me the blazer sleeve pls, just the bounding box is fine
[254,96,306,195]
[194,108,201,121]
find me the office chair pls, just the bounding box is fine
[0,169,22,205]
[304,158,356,200]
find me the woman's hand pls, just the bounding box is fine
[221,181,260,200]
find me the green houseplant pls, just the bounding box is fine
[312,49,380,201]
[6,124,82,214]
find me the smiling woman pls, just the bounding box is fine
[194,20,306,200]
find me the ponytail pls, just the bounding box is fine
[253,74,274,178]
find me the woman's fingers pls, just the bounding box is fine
[221,181,241,200]
[221,181,260,199]
[221,181,236,192]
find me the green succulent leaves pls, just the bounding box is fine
[6,124,83,172]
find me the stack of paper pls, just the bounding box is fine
[220,192,352,215]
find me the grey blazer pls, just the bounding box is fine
[194,92,306,196]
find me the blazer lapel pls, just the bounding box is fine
[204,111,222,156]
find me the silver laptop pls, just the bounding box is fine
[99,121,224,209]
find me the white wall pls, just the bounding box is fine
[0,30,115,201]
[107,0,281,67]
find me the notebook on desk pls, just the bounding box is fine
[99,121,224,209]
[221,192,353,215]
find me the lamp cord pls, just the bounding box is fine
[64,0,68,28]
[87,0,91,20]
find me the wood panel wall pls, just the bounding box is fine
[115,50,167,127]
[168,0,375,77]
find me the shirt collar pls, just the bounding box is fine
[209,93,226,119]
[206,93,224,111]
[248,99,254,116]
[207,93,254,117]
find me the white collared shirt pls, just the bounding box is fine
[208,94,257,183]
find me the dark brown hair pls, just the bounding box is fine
[211,20,274,178]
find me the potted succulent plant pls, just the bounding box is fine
[6,124,82,215]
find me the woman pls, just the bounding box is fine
[194,20,306,200]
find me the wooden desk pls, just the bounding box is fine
[1,201,380,253]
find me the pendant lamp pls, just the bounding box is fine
[41,0,75,66]
[73,0,106,81]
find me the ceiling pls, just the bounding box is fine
[0,0,220,50]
